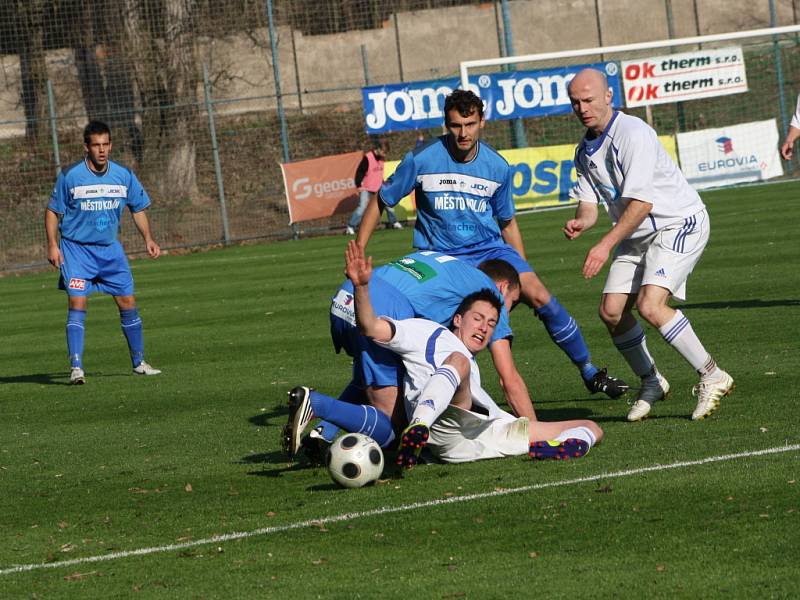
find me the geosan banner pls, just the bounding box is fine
[676,119,783,190]
[280,152,363,224]
[622,47,748,108]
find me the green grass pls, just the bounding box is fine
[1,182,798,598]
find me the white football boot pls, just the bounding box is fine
[70,367,85,385]
[691,370,734,421]
[627,370,670,422]
[133,361,161,375]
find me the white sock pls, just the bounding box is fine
[613,321,656,378]
[410,364,462,426]
[658,310,718,376]
[555,426,596,448]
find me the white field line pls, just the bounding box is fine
[2,443,798,576]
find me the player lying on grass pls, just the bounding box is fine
[297,247,521,461]
[285,243,603,468]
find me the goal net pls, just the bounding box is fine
[459,25,800,209]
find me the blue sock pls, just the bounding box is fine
[314,382,367,442]
[309,390,395,448]
[535,297,597,381]
[119,308,144,368]
[66,309,86,368]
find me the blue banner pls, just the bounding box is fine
[362,62,622,134]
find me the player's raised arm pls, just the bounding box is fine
[345,241,393,343]
[354,194,382,250]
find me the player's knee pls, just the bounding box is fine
[519,273,550,308]
[635,297,660,325]
[443,352,470,379]
[598,302,622,327]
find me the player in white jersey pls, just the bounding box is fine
[343,242,602,467]
[779,93,800,160]
[563,68,734,422]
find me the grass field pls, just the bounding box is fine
[1,182,798,598]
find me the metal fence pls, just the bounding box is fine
[1,0,799,272]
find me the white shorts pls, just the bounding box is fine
[604,209,709,301]
[427,405,530,463]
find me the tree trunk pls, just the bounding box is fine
[16,1,47,142]
[161,0,199,200]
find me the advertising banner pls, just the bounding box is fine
[622,46,748,108]
[385,135,679,211]
[363,62,622,134]
[281,151,363,224]
[676,119,783,190]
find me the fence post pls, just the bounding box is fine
[290,28,304,114]
[665,0,687,132]
[361,44,371,85]
[770,0,792,174]
[203,64,231,245]
[500,0,527,148]
[46,80,61,177]
[265,0,296,237]
[393,13,404,82]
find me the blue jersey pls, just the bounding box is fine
[379,136,515,252]
[48,159,151,246]
[337,251,513,344]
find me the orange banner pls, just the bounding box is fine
[281,151,363,223]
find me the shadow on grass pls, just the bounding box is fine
[1,371,135,386]
[0,372,71,385]
[681,299,800,310]
[248,408,286,427]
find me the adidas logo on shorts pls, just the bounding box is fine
[655,268,667,277]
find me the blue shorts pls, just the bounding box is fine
[440,238,534,275]
[330,278,414,388]
[58,238,134,297]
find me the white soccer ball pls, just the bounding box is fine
[326,433,384,488]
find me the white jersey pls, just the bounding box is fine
[791,94,800,130]
[375,317,506,420]
[570,111,705,240]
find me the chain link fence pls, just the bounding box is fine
[1,0,799,272]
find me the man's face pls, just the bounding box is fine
[568,75,613,135]
[453,299,498,354]
[445,108,485,157]
[84,133,112,172]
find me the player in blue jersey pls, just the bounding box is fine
[285,242,603,468]
[283,242,522,459]
[354,89,628,408]
[44,121,161,384]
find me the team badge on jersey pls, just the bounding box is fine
[68,278,86,291]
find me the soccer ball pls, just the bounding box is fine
[326,433,384,488]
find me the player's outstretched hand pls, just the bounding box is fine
[345,239,372,287]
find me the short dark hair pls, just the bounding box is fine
[443,89,484,121]
[454,288,502,322]
[477,259,520,289]
[83,120,111,144]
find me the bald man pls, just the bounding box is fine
[562,68,734,422]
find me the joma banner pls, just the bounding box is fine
[362,62,622,134]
